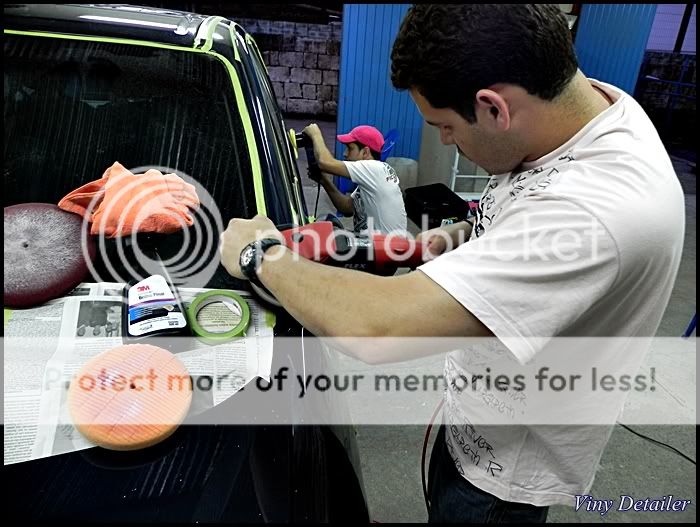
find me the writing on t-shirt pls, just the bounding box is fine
[352,188,367,233]
[446,403,504,479]
[384,164,399,184]
[473,156,569,239]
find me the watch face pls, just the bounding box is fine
[240,245,255,267]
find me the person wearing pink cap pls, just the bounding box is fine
[301,123,407,235]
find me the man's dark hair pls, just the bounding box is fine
[351,141,381,160]
[391,4,578,123]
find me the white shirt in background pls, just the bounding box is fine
[343,160,408,235]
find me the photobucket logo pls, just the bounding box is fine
[235,210,606,269]
[417,215,471,261]
[499,215,607,263]
[80,166,223,288]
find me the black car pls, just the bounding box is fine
[3,4,369,522]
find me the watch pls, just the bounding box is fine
[239,238,283,284]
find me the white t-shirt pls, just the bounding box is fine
[418,80,685,506]
[342,160,408,235]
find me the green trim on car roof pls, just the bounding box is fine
[195,15,226,52]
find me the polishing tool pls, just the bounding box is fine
[4,203,96,307]
[292,130,323,218]
[251,221,426,306]
[280,221,425,272]
[68,344,192,451]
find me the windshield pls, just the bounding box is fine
[4,34,256,224]
[4,33,265,287]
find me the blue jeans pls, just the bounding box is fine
[428,426,549,523]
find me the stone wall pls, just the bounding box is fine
[635,51,695,149]
[236,18,341,117]
[636,51,696,111]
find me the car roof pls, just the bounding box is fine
[3,4,215,48]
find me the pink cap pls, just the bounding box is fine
[337,125,384,154]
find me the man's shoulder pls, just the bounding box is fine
[347,160,397,187]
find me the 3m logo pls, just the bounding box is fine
[137,285,150,292]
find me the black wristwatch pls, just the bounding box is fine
[239,238,283,284]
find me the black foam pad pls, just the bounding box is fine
[4,203,96,307]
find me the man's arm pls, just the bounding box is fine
[259,247,491,362]
[219,216,493,363]
[304,124,352,179]
[319,173,354,216]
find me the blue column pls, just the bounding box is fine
[575,4,657,94]
[335,4,423,194]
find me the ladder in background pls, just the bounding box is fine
[448,148,491,201]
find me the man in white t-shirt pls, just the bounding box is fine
[220,5,685,523]
[302,123,408,235]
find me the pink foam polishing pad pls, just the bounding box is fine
[68,344,193,451]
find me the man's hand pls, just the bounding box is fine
[302,124,350,179]
[219,215,284,279]
[416,221,473,260]
[303,123,322,140]
[303,123,326,164]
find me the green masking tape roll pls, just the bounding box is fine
[187,290,250,344]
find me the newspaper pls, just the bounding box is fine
[3,282,275,465]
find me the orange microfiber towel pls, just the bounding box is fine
[58,162,200,238]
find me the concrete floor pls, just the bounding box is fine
[284,117,696,523]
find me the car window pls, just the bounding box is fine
[4,34,257,227]
[233,28,307,225]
